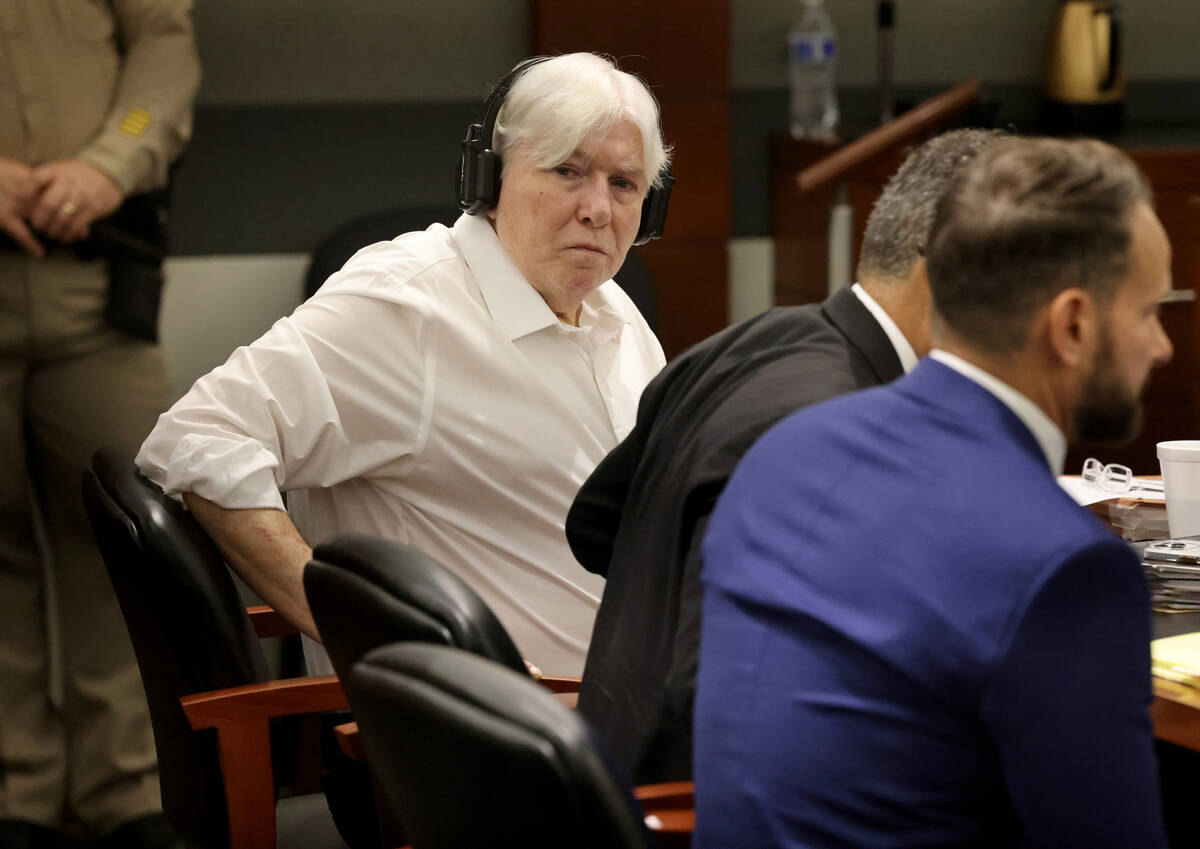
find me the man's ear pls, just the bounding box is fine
[1044,287,1097,369]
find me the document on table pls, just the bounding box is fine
[1152,632,1200,686]
[1058,476,1165,507]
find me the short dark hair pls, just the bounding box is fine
[857,129,1004,282]
[926,137,1151,353]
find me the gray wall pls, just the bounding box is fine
[177,1,1200,253]
[734,0,1200,90]
[195,0,527,104]
[178,1,1200,252]
[192,1,1200,106]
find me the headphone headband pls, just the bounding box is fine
[456,57,672,245]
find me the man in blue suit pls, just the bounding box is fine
[694,137,1174,848]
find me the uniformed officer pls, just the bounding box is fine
[0,2,200,847]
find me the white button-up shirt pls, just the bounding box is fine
[137,213,665,675]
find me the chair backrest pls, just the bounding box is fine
[82,446,270,849]
[304,207,658,331]
[345,643,650,849]
[304,206,459,299]
[613,247,658,332]
[304,533,529,685]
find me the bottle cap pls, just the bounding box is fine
[877,1,895,28]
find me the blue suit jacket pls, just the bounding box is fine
[694,358,1165,849]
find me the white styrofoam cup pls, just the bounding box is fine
[1157,440,1200,537]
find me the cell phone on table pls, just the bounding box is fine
[1144,538,1200,564]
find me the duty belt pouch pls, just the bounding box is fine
[105,255,165,343]
[86,186,172,343]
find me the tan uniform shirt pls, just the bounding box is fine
[0,0,201,194]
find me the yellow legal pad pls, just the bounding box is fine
[1151,633,1200,687]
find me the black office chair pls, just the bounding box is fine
[305,533,525,676]
[82,447,348,849]
[612,246,658,331]
[343,642,690,849]
[305,207,658,330]
[304,533,586,847]
[304,532,578,693]
[304,207,459,300]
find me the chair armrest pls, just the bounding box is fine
[333,721,364,761]
[536,675,580,694]
[637,781,695,848]
[180,675,347,727]
[641,809,694,847]
[179,676,347,849]
[245,604,298,638]
[634,781,693,810]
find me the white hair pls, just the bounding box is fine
[492,53,671,189]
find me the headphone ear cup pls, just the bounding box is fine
[633,174,674,246]
[456,149,472,212]
[478,150,501,211]
[457,124,502,215]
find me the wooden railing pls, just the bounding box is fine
[796,78,981,195]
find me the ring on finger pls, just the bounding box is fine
[59,201,78,217]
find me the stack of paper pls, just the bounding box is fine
[1152,632,1200,686]
[1142,538,1200,612]
[1059,476,1168,540]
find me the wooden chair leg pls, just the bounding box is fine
[214,718,277,849]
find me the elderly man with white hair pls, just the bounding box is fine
[136,52,670,676]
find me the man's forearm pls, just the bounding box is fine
[183,493,318,641]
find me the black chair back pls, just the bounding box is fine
[304,207,459,300]
[345,643,650,849]
[82,446,269,849]
[613,247,658,332]
[304,533,528,683]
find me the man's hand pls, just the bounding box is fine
[0,157,43,257]
[30,160,123,244]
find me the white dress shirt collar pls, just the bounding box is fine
[453,212,559,340]
[851,283,918,373]
[929,349,1067,474]
[452,212,630,341]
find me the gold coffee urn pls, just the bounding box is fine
[1042,0,1124,134]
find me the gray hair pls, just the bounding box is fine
[926,136,1152,353]
[493,53,671,189]
[857,129,1005,282]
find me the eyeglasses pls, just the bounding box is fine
[1081,457,1164,494]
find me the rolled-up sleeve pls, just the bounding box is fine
[137,276,437,511]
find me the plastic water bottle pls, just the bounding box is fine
[788,0,839,141]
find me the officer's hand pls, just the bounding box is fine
[0,157,43,257]
[30,160,123,244]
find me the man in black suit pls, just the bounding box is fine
[566,129,1001,783]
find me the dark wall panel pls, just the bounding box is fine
[171,103,479,256]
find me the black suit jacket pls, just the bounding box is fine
[566,287,904,783]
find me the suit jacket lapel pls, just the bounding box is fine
[821,287,905,384]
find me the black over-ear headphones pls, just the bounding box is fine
[456,58,674,247]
